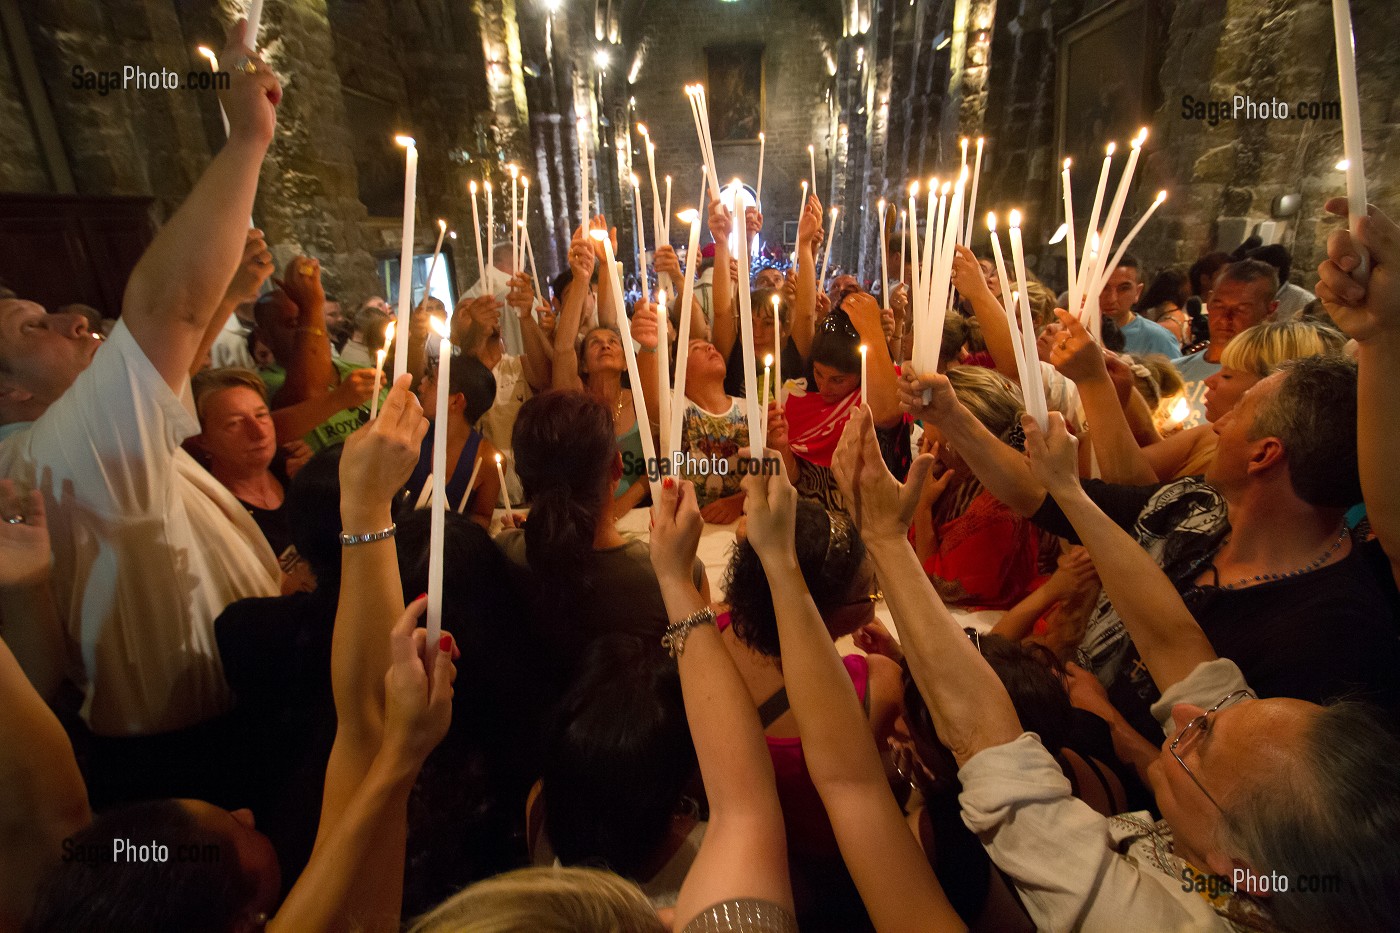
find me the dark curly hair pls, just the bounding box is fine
[722,499,867,658]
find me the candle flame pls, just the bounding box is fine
[1169,396,1191,424]
[429,316,449,339]
[470,180,478,193]
[631,173,640,187]
[1106,142,1116,156]
[485,181,492,192]
[1155,190,1168,203]
[509,164,519,177]
[637,123,649,136]
[986,211,997,231]
[384,321,396,345]
[910,181,920,197]
[941,182,952,196]
[1336,159,1350,171]
[977,136,985,144]
[197,46,218,68]
[375,347,386,364]
[1133,127,1149,147]
[759,132,765,142]
[522,176,530,188]
[394,134,416,148]
[437,218,447,231]
[1048,222,1068,244]
[1009,209,1022,227]
[449,231,457,239]
[877,197,886,211]
[771,294,780,311]
[1063,157,1072,170]
[830,207,840,218]
[764,353,774,367]
[589,229,608,241]
[665,174,672,183]
[801,180,809,192]
[494,452,503,465]
[1089,231,1101,252]
[658,289,668,308]
[859,343,868,355]
[808,144,815,154]
[677,208,699,223]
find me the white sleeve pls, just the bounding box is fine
[959,734,1225,932]
[1149,659,1250,739]
[24,319,196,518]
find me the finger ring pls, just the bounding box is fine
[4,515,23,525]
[234,56,259,75]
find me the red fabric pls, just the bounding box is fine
[916,488,1043,610]
[784,387,857,467]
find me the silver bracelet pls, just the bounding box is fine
[661,607,716,659]
[339,523,396,546]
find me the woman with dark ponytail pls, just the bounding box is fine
[497,391,708,684]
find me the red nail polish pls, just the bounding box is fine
[439,634,453,653]
[416,593,428,602]
[663,477,674,490]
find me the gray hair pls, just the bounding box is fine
[1247,355,1360,508]
[1214,259,1280,298]
[1220,701,1400,932]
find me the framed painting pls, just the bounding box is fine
[342,88,405,219]
[706,45,764,143]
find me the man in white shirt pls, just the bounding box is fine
[0,31,283,736]
[468,243,523,355]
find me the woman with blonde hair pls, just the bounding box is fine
[1143,318,1346,480]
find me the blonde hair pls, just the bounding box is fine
[407,866,666,933]
[945,365,1024,443]
[1219,320,1346,377]
[191,367,268,422]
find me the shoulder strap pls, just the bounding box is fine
[756,686,790,728]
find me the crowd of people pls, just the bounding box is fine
[1,21,1399,933]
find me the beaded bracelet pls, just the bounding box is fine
[661,607,716,659]
[339,524,396,546]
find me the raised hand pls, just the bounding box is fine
[654,243,684,282]
[331,368,382,411]
[950,244,995,304]
[0,480,49,588]
[279,256,325,315]
[852,620,903,661]
[219,19,281,145]
[896,370,962,426]
[506,273,535,314]
[568,230,597,281]
[744,206,763,242]
[832,406,936,542]
[650,478,704,584]
[1316,198,1400,344]
[1020,412,1079,498]
[381,597,455,766]
[1048,309,1109,386]
[797,195,823,250]
[738,449,798,567]
[630,299,660,351]
[224,229,274,305]
[339,374,428,512]
[765,402,789,451]
[457,294,502,332]
[707,196,733,243]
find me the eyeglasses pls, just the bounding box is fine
[841,579,883,607]
[1170,688,1255,810]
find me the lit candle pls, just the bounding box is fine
[899,208,908,290]
[510,164,520,273]
[808,144,818,193]
[963,137,985,246]
[578,118,590,229]
[457,453,483,514]
[631,174,650,302]
[669,209,702,453]
[771,294,783,404]
[760,353,773,441]
[907,183,922,320]
[494,451,513,515]
[1076,142,1115,316]
[1101,190,1168,283]
[420,219,448,309]
[426,314,453,645]
[1085,128,1148,314]
[1060,158,1080,321]
[370,320,394,421]
[755,132,766,207]
[469,182,489,299]
[877,198,890,310]
[485,181,495,290]
[986,212,1031,387]
[1332,0,1369,273]
[858,344,868,409]
[592,230,662,503]
[196,47,230,137]
[524,225,544,313]
[519,175,531,272]
[818,207,839,288]
[1007,211,1048,429]
[797,181,810,272]
[657,289,672,458]
[732,187,763,450]
[639,126,662,243]
[663,175,673,241]
[393,135,418,380]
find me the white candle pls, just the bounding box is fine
[808,144,818,194]
[733,188,763,451]
[494,451,513,513]
[578,119,590,229]
[664,175,673,241]
[426,315,453,645]
[907,183,922,320]
[457,452,483,514]
[899,208,908,291]
[1076,143,1115,316]
[1061,159,1080,320]
[510,165,520,273]
[819,207,839,289]
[393,135,418,381]
[963,137,985,246]
[1332,0,1369,273]
[631,175,650,303]
[771,294,783,404]
[694,85,720,196]
[243,0,264,50]
[370,349,387,420]
[519,175,531,272]
[877,199,890,310]
[1102,191,1168,283]
[760,353,773,441]
[797,181,810,269]
[986,213,1031,389]
[639,127,662,241]
[755,132,766,207]
[485,181,495,289]
[469,180,487,291]
[524,224,543,312]
[197,48,231,137]
[593,230,662,503]
[669,209,702,452]
[858,344,868,409]
[421,219,448,308]
[657,289,672,458]
[1086,128,1147,312]
[1007,211,1048,429]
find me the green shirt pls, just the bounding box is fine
[259,358,374,454]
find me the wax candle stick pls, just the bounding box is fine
[469,180,487,289]
[986,213,1030,389]
[858,344,868,409]
[1076,143,1115,316]
[524,226,543,313]
[899,208,908,290]
[485,181,495,289]
[907,183,922,324]
[520,176,531,272]
[1060,159,1080,321]
[420,219,448,308]
[369,319,393,421]
[1085,128,1148,312]
[196,47,231,137]
[877,199,890,310]
[664,175,673,241]
[244,0,264,50]
[963,137,985,246]
[1332,0,1369,273]
[509,165,520,273]
[393,135,417,380]
[669,208,702,452]
[657,289,672,458]
[755,133,766,207]
[592,230,663,503]
[732,187,763,448]
[457,452,483,514]
[760,353,772,441]
[640,127,663,245]
[694,85,720,195]
[1007,211,1048,429]
[797,181,809,270]
[494,452,513,514]
[771,294,783,404]
[426,314,453,645]
[808,144,818,193]
[1101,190,1168,283]
[818,207,839,289]
[578,119,590,229]
[631,174,650,302]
